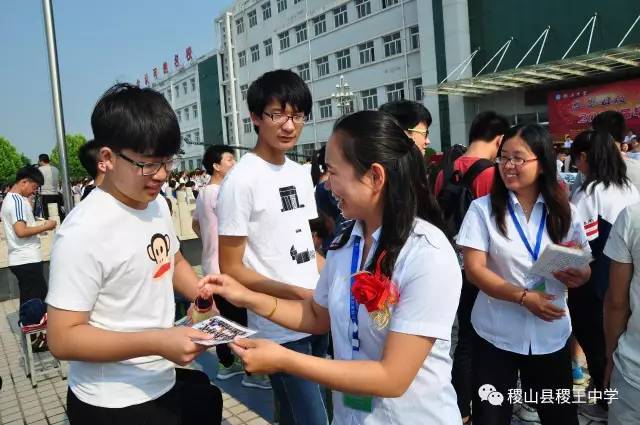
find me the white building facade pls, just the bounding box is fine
[151,57,207,171]
[215,0,472,155]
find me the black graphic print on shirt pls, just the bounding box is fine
[290,244,315,264]
[279,185,305,212]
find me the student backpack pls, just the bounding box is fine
[437,155,493,238]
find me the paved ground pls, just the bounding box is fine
[0,296,603,424]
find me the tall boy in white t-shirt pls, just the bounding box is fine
[216,69,328,424]
[46,83,222,425]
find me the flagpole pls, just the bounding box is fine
[42,0,73,214]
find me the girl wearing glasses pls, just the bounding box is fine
[567,130,640,421]
[457,124,591,425]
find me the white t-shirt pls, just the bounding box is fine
[46,188,179,408]
[217,153,319,344]
[314,219,461,425]
[39,164,59,195]
[457,193,590,355]
[193,184,221,275]
[624,157,640,193]
[0,193,42,266]
[603,203,640,391]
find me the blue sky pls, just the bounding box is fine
[0,0,234,162]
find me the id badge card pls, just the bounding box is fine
[343,393,373,412]
[532,279,546,293]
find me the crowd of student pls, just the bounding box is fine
[2,67,640,425]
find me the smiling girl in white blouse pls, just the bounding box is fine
[457,124,591,425]
[199,110,463,425]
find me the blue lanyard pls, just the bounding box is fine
[507,201,547,261]
[350,236,361,352]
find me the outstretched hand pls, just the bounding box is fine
[229,337,289,375]
[197,274,254,308]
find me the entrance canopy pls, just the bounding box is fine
[424,44,640,97]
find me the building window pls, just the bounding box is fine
[361,88,378,110]
[294,0,303,3]
[413,78,423,101]
[307,109,313,122]
[184,108,190,120]
[383,32,402,57]
[277,0,287,13]
[262,1,272,20]
[177,109,182,122]
[333,5,348,28]
[264,38,273,56]
[238,50,247,67]
[190,78,196,92]
[195,130,200,142]
[241,84,249,100]
[319,99,332,119]
[336,49,351,71]
[243,118,252,133]
[316,56,329,77]
[410,26,419,49]
[192,104,199,119]
[295,23,307,44]
[236,17,244,34]
[312,15,326,36]
[297,63,310,81]
[250,44,260,62]
[248,10,257,27]
[382,0,399,8]
[174,86,180,99]
[279,31,290,50]
[188,159,194,170]
[358,41,375,64]
[167,89,172,101]
[386,82,405,102]
[355,0,371,18]
[182,81,188,95]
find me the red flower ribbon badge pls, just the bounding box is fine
[351,251,399,329]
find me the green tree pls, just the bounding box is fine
[51,134,88,181]
[0,136,24,186]
[20,154,31,167]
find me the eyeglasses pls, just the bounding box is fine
[407,127,429,137]
[262,111,307,126]
[117,152,176,176]
[496,156,538,167]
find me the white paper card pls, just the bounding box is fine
[189,315,257,346]
[530,243,592,280]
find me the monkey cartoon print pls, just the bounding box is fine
[147,233,172,279]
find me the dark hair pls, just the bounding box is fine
[329,110,445,278]
[78,139,102,179]
[15,165,44,187]
[491,124,571,243]
[247,69,312,134]
[311,146,327,186]
[91,83,181,157]
[592,110,627,143]
[378,100,432,129]
[570,129,629,193]
[468,111,510,145]
[38,154,50,163]
[202,145,235,175]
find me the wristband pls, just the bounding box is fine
[265,296,278,319]
[519,289,528,306]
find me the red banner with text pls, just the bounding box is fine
[548,78,640,141]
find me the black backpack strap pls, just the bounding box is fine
[461,159,494,188]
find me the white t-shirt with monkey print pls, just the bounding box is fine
[46,188,180,408]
